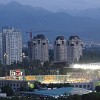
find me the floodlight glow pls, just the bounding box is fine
[72,63,100,70]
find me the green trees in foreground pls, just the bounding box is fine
[0,92,100,100]
[95,86,100,92]
[82,92,100,100]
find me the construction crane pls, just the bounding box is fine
[26,31,33,41]
[26,30,51,40]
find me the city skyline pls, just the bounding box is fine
[0,1,100,98]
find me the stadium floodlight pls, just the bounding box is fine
[72,63,100,70]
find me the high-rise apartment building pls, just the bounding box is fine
[54,36,67,62]
[0,33,3,63]
[67,36,83,64]
[2,27,22,65]
[28,34,49,62]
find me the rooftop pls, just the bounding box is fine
[33,34,46,39]
[69,36,80,40]
[22,87,92,97]
[56,36,65,40]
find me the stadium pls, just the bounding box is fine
[0,63,100,91]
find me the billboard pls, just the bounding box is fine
[10,69,25,80]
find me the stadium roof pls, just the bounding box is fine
[22,87,92,97]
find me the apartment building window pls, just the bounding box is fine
[79,85,82,88]
[43,43,45,45]
[75,85,78,87]
[83,85,86,88]
[38,40,40,44]
[57,44,60,46]
[2,83,3,86]
[87,85,90,88]
[13,84,15,86]
[17,84,19,87]
[62,41,64,45]
[10,84,12,86]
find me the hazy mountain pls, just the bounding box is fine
[77,8,100,19]
[0,1,100,43]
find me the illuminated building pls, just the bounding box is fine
[28,34,49,62]
[2,27,22,65]
[0,63,100,91]
[0,63,99,91]
[54,36,67,62]
[67,36,83,64]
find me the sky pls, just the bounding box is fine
[0,0,100,11]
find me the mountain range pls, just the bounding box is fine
[76,8,100,19]
[0,1,100,43]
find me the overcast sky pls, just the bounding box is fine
[0,0,100,11]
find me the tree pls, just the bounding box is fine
[43,61,51,68]
[95,86,100,92]
[67,94,82,100]
[82,92,100,100]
